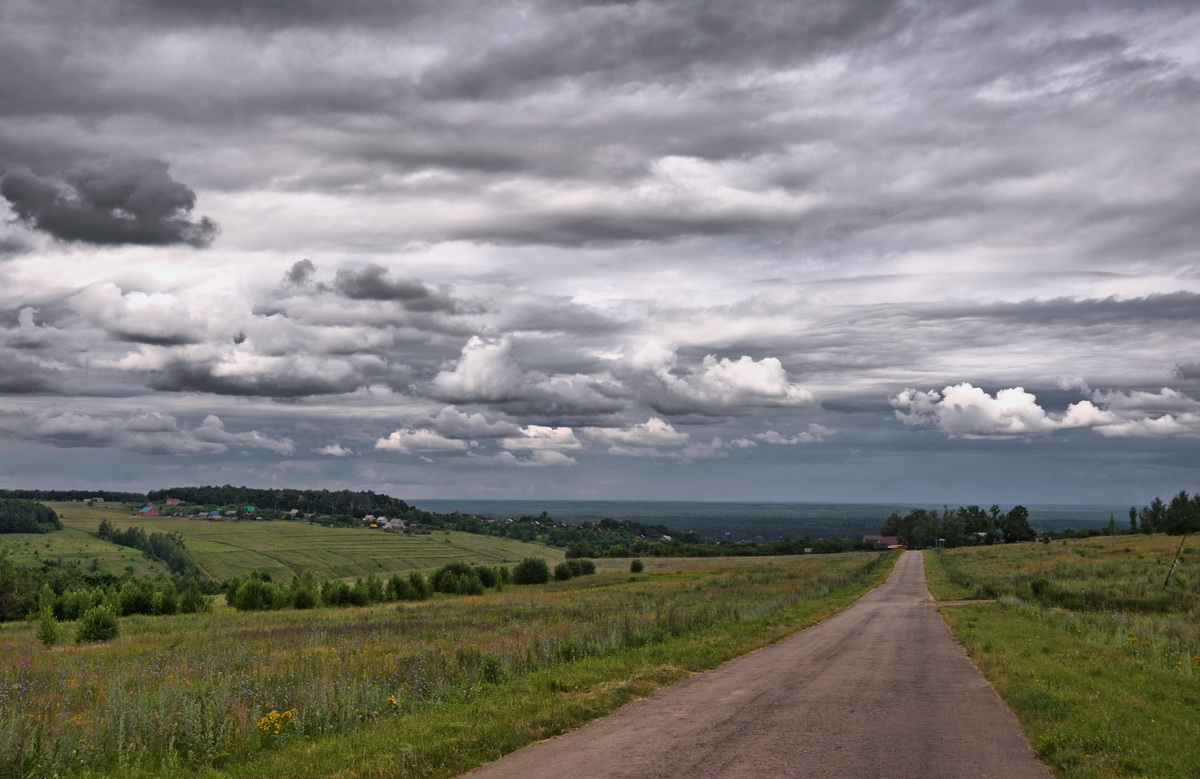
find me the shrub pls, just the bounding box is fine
[476,565,498,588]
[513,557,551,584]
[386,573,414,601]
[567,558,596,576]
[36,605,63,647]
[553,562,574,581]
[156,580,179,615]
[291,586,317,609]
[630,559,645,573]
[76,604,120,643]
[232,578,281,611]
[431,562,484,594]
[496,565,513,585]
[119,579,156,616]
[408,571,432,600]
[179,585,212,613]
[60,589,94,621]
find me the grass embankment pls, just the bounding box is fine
[46,503,562,581]
[0,551,897,777]
[926,536,1200,777]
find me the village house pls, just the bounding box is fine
[862,534,903,550]
[137,506,159,517]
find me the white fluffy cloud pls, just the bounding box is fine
[430,407,521,438]
[71,283,207,346]
[500,425,583,451]
[374,428,470,453]
[753,424,835,444]
[619,344,815,415]
[892,383,1200,439]
[584,417,690,456]
[429,336,527,402]
[473,450,578,467]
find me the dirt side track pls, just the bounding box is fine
[463,551,1048,779]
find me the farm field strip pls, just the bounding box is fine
[0,552,895,777]
[927,537,1200,777]
[48,504,563,580]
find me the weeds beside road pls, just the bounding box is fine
[928,536,1200,777]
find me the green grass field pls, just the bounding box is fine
[0,524,166,578]
[927,536,1200,777]
[0,551,896,777]
[44,502,564,581]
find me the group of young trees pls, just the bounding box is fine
[36,575,213,621]
[1131,491,1200,535]
[97,520,199,575]
[881,505,1036,549]
[0,498,62,534]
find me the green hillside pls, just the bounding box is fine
[48,502,564,581]
[0,524,165,578]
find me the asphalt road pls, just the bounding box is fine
[463,550,1049,779]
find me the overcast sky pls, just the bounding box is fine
[2,0,1198,505]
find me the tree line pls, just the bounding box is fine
[880,505,1036,549]
[1130,490,1200,535]
[222,557,595,613]
[0,488,147,503]
[97,519,200,575]
[147,485,429,520]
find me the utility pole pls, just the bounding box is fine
[1164,534,1188,588]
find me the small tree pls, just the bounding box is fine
[76,604,120,643]
[512,557,551,585]
[553,562,574,581]
[630,559,644,573]
[36,605,63,647]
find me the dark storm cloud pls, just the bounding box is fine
[0,159,217,247]
[284,259,316,286]
[330,264,469,313]
[0,350,57,393]
[421,0,904,100]
[119,0,435,28]
[1174,363,1200,380]
[457,210,797,248]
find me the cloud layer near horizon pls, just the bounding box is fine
[1,0,1198,503]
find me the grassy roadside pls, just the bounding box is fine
[921,547,976,601]
[3,551,898,777]
[207,552,901,779]
[927,541,1200,777]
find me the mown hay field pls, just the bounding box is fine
[0,523,165,577]
[46,502,564,581]
[927,535,1200,778]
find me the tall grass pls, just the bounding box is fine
[929,536,1200,776]
[0,552,889,776]
[932,535,1199,672]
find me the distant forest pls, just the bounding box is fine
[0,489,147,503]
[146,486,427,519]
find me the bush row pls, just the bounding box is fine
[227,557,597,612]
